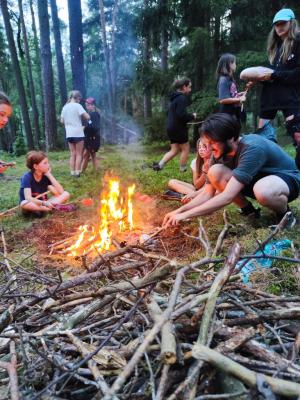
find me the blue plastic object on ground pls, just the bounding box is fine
[236,239,292,283]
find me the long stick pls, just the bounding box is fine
[0,190,50,217]
[192,343,300,398]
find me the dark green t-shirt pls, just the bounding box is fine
[213,134,300,188]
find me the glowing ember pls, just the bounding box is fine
[67,176,135,257]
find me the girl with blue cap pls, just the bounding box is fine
[255,8,300,168]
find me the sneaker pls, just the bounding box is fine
[33,211,45,218]
[152,162,162,171]
[54,203,77,212]
[239,208,260,219]
[162,190,184,201]
[275,210,297,229]
[239,205,261,219]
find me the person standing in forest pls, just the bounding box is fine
[152,77,196,172]
[61,90,90,177]
[0,92,14,174]
[216,53,247,121]
[252,8,300,168]
[81,97,101,172]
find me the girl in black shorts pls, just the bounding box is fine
[153,77,196,172]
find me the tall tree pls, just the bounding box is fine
[18,0,41,147]
[37,0,57,150]
[159,0,169,112]
[98,0,118,142]
[67,0,86,98]
[29,0,45,125]
[50,0,68,108]
[141,0,152,119]
[0,0,34,149]
[98,0,114,115]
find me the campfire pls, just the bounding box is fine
[66,174,135,257]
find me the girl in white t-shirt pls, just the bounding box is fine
[61,90,90,177]
[167,138,211,195]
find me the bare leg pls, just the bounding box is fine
[81,149,91,172]
[208,164,250,208]
[75,140,84,173]
[160,143,180,165]
[68,142,76,174]
[168,179,195,195]
[253,176,289,214]
[20,201,50,212]
[49,191,70,205]
[179,142,190,169]
[91,152,99,170]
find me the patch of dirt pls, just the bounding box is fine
[11,196,203,270]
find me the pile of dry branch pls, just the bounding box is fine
[0,213,300,400]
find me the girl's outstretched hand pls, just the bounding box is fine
[181,191,198,204]
[162,210,181,228]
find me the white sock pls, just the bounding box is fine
[71,170,76,176]
[75,170,81,175]
[158,161,165,168]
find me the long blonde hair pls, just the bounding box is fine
[267,19,299,64]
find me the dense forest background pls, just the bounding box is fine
[1,0,300,153]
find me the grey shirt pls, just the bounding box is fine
[213,134,300,188]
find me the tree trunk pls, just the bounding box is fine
[98,0,113,115]
[98,0,117,143]
[18,0,41,148]
[110,0,119,109]
[67,0,86,98]
[0,0,34,149]
[37,0,57,150]
[160,0,168,112]
[143,35,152,119]
[50,0,68,108]
[29,0,45,129]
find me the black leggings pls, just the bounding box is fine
[259,108,299,120]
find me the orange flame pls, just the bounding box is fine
[66,176,135,257]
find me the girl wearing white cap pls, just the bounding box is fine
[254,8,300,168]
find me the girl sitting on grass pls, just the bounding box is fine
[19,151,70,217]
[163,138,211,200]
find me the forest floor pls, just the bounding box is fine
[0,139,300,295]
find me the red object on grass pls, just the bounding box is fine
[81,198,94,206]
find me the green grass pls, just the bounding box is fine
[1,141,300,294]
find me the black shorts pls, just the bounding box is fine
[241,172,300,203]
[259,108,299,120]
[167,131,188,144]
[67,137,84,144]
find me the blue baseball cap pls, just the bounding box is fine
[273,8,295,24]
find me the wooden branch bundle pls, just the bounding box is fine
[0,216,300,400]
